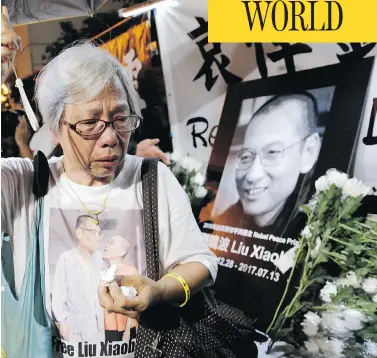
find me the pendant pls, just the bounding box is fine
[93,214,99,226]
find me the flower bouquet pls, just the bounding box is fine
[166,152,214,220]
[267,169,377,358]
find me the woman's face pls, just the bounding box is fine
[58,85,132,182]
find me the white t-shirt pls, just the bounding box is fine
[1,155,217,358]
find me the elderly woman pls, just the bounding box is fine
[1,41,218,356]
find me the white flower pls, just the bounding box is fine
[326,169,348,188]
[316,337,344,357]
[301,225,312,239]
[321,311,349,337]
[170,152,182,162]
[316,338,331,354]
[320,281,338,303]
[306,194,318,212]
[301,311,321,336]
[342,178,371,198]
[191,172,205,186]
[338,271,360,289]
[311,237,322,258]
[315,176,329,192]
[343,309,365,331]
[328,338,344,357]
[305,311,322,326]
[365,340,377,357]
[195,186,207,198]
[372,294,377,303]
[304,339,320,354]
[362,278,377,294]
[180,156,202,172]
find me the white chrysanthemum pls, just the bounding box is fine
[191,172,205,186]
[301,225,312,239]
[320,281,338,303]
[304,339,320,354]
[321,311,349,337]
[343,309,365,331]
[338,271,360,289]
[195,186,207,198]
[315,176,329,192]
[342,178,371,198]
[362,278,377,294]
[328,337,344,357]
[311,237,322,258]
[326,169,349,188]
[301,311,321,336]
[365,340,377,357]
[180,156,202,172]
[170,152,182,162]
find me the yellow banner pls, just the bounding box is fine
[100,21,153,67]
[208,0,377,42]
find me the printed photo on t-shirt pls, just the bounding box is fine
[48,207,145,358]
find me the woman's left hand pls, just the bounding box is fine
[98,275,162,319]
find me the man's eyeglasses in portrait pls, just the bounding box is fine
[234,136,309,170]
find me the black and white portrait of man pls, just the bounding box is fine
[212,90,332,237]
[200,60,373,336]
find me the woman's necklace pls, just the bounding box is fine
[62,162,113,225]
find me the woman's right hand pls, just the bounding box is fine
[1,6,22,83]
[98,275,163,320]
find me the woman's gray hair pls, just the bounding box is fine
[35,41,141,134]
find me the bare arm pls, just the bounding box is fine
[17,143,34,160]
[156,262,211,304]
[98,262,211,319]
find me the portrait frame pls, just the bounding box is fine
[206,57,375,185]
[199,57,375,335]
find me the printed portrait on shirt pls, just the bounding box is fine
[48,208,143,357]
[200,60,373,334]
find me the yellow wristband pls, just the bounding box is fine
[165,272,191,307]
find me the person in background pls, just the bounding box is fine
[136,67,173,154]
[1,6,21,84]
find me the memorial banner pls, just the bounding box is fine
[156,1,377,355]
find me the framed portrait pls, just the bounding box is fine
[199,57,375,334]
